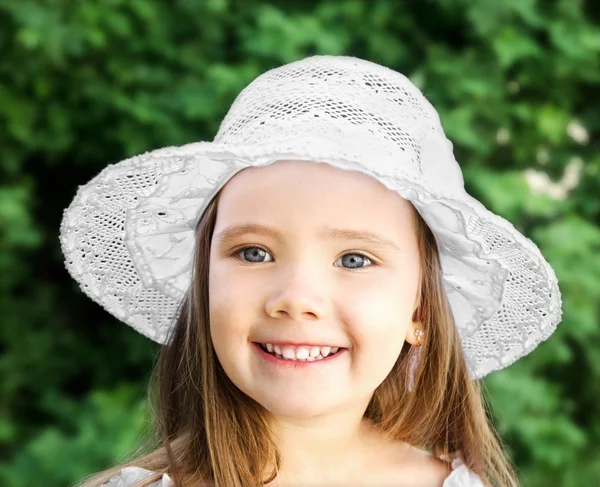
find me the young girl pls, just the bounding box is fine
[62,55,562,487]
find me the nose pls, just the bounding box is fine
[265,266,329,321]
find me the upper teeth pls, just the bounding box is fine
[262,344,340,360]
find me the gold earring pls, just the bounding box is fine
[414,328,424,347]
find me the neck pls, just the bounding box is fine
[264,418,395,486]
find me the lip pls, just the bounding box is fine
[252,342,348,369]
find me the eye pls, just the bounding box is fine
[231,246,377,271]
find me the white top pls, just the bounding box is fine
[100,457,485,486]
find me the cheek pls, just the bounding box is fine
[344,283,412,355]
[209,258,255,306]
[209,264,244,348]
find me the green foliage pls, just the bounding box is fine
[1,0,598,485]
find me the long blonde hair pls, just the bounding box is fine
[74,188,520,487]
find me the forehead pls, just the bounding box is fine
[213,159,416,247]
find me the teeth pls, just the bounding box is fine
[260,343,341,361]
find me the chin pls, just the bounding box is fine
[251,389,341,418]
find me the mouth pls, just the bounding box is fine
[255,342,345,359]
[252,342,348,368]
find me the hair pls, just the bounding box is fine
[74,186,520,487]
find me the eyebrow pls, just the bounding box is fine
[214,223,401,252]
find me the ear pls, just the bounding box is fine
[405,307,422,346]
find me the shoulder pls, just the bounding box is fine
[440,454,487,487]
[402,445,452,487]
[397,445,486,487]
[100,467,174,487]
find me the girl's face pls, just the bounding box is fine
[208,159,421,419]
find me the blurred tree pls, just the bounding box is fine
[0,0,598,486]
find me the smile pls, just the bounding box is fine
[253,342,347,369]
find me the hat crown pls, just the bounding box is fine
[213,55,446,157]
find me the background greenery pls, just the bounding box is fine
[1,0,598,486]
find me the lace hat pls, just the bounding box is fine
[59,54,562,379]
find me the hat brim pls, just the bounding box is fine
[60,139,562,379]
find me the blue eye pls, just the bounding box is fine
[231,246,376,271]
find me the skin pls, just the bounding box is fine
[208,159,448,486]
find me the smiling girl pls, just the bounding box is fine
[64,55,562,487]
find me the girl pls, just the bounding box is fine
[62,55,562,487]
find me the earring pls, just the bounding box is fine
[414,328,424,347]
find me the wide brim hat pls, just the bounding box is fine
[60,54,562,379]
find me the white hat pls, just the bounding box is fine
[59,54,562,379]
